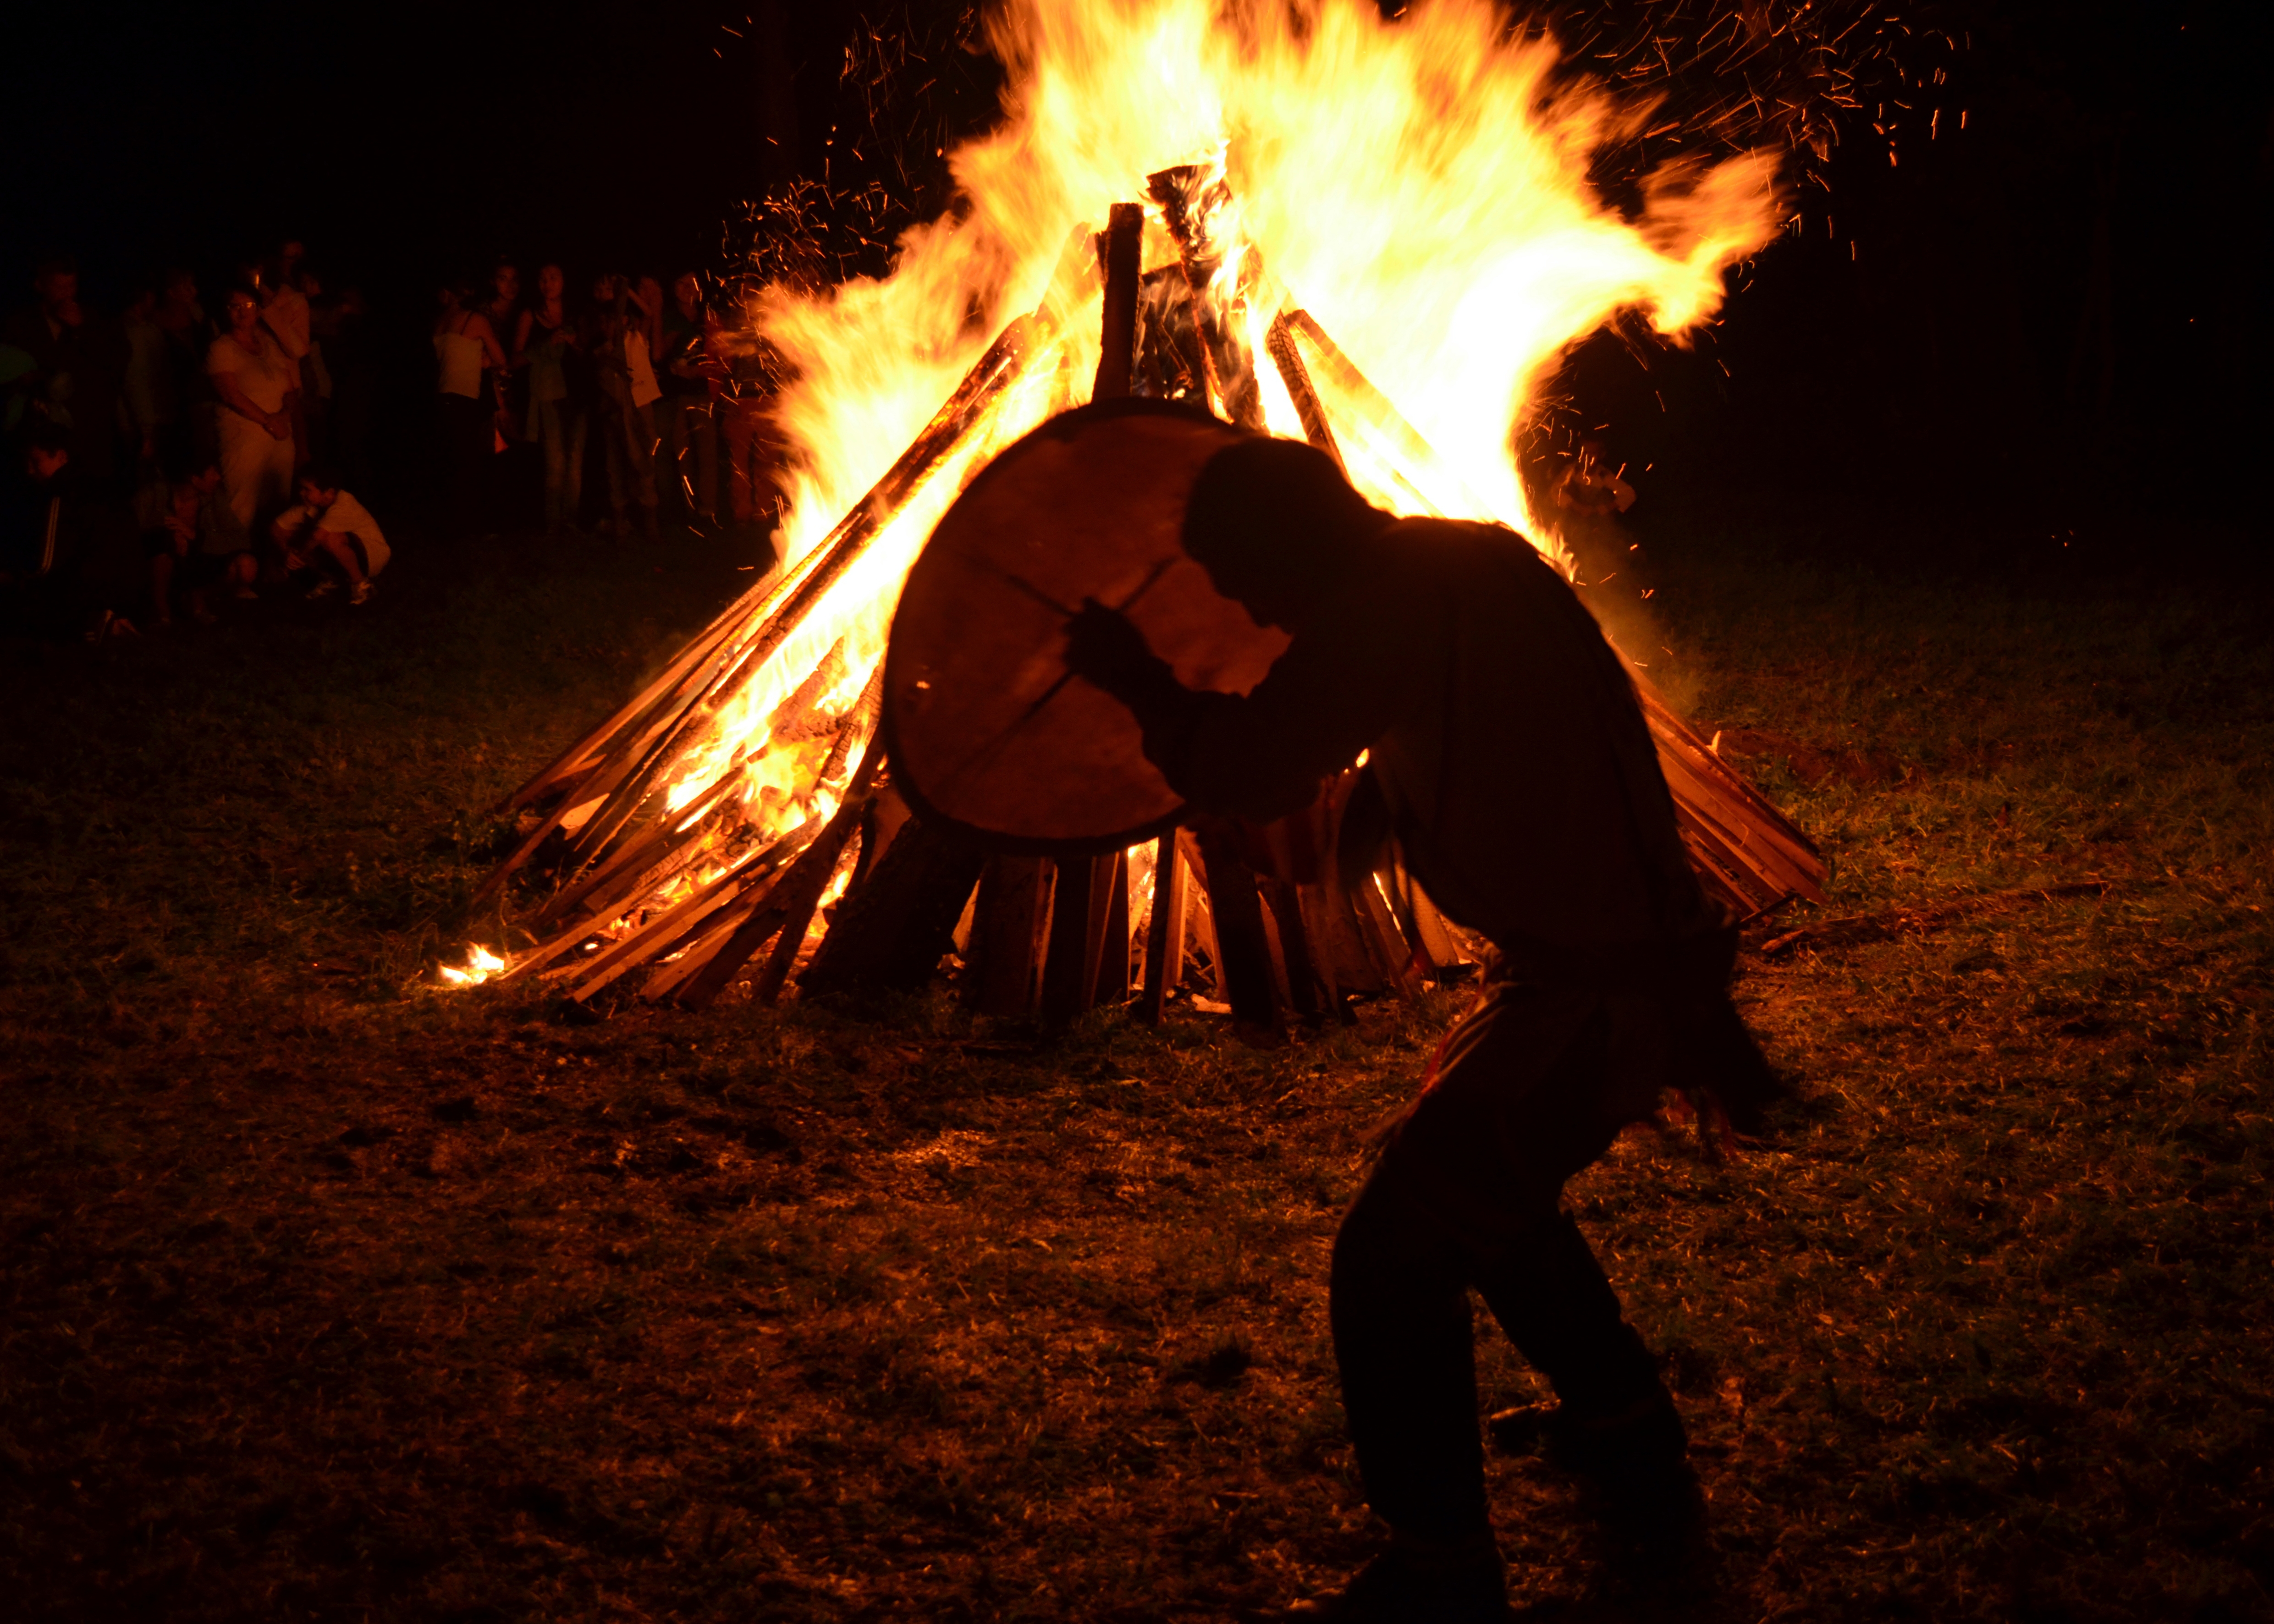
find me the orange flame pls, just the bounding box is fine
[700,0,1779,839]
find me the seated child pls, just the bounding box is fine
[148,455,255,627]
[270,465,388,605]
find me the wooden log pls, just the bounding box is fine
[1040,854,1101,1024]
[1262,877,1326,1019]
[526,764,748,935]
[1630,675,1826,911]
[556,818,819,1001]
[1146,165,1264,429]
[1092,202,1145,402]
[1399,864,1467,974]
[964,857,1055,1018]
[1190,818,1284,1042]
[1263,313,1347,473]
[797,812,986,996]
[1099,850,1132,1004]
[1178,828,1222,999]
[1351,869,1424,1001]
[1138,831,1186,1023]
[1276,309,1501,520]
[672,743,881,1011]
[638,888,773,1003]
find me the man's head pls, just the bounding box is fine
[32,257,76,314]
[1182,436,1391,630]
[297,466,341,510]
[673,272,702,315]
[279,240,306,280]
[491,261,520,305]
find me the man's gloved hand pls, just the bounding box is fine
[1064,597,1162,700]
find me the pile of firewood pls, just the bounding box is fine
[469,171,1823,1034]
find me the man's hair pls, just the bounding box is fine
[32,254,77,283]
[298,463,342,496]
[23,418,70,457]
[1182,436,1390,573]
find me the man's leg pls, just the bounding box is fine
[1331,1182,1495,1546]
[628,404,660,541]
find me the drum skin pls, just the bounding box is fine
[884,399,1291,854]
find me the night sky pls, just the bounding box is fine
[7,0,2268,549]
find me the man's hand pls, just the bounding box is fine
[1063,598,1159,701]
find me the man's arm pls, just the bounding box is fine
[1066,572,1425,824]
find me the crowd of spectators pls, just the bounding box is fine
[1,241,787,644]
[433,259,787,548]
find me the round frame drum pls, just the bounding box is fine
[884,399,1290,853]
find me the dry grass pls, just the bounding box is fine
[1,524,2268,1621]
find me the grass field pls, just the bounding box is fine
[1,519,2268,1622]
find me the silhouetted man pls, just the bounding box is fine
[1064,438,1779,1622]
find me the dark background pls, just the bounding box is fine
[5,0,2267,556]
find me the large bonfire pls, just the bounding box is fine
[449,0,1822,1011]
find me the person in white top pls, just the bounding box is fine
[432,281,507,538]
[271,465,388,605]
[206,284,299,545]
[589,273,661,542]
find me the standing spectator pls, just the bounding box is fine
[515,264,585,538]
[715,318,788,540]
[1,418,139,640]
[482,261,533,525]
[4,257,127,491]
[482,262,525,454]
[658,272,717,525]
[154,269,217,465]
[588,274,660,543]
[2,259,78,438]
[206,283,299,554]
[251,252,312,467]
[1,420,78,602]
[119,276,183,478]
[433,281,507,538]
[271,464,387,604]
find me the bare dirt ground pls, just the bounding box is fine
[2,523,2268,1621]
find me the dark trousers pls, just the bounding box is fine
[1330,982,1666,1543]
